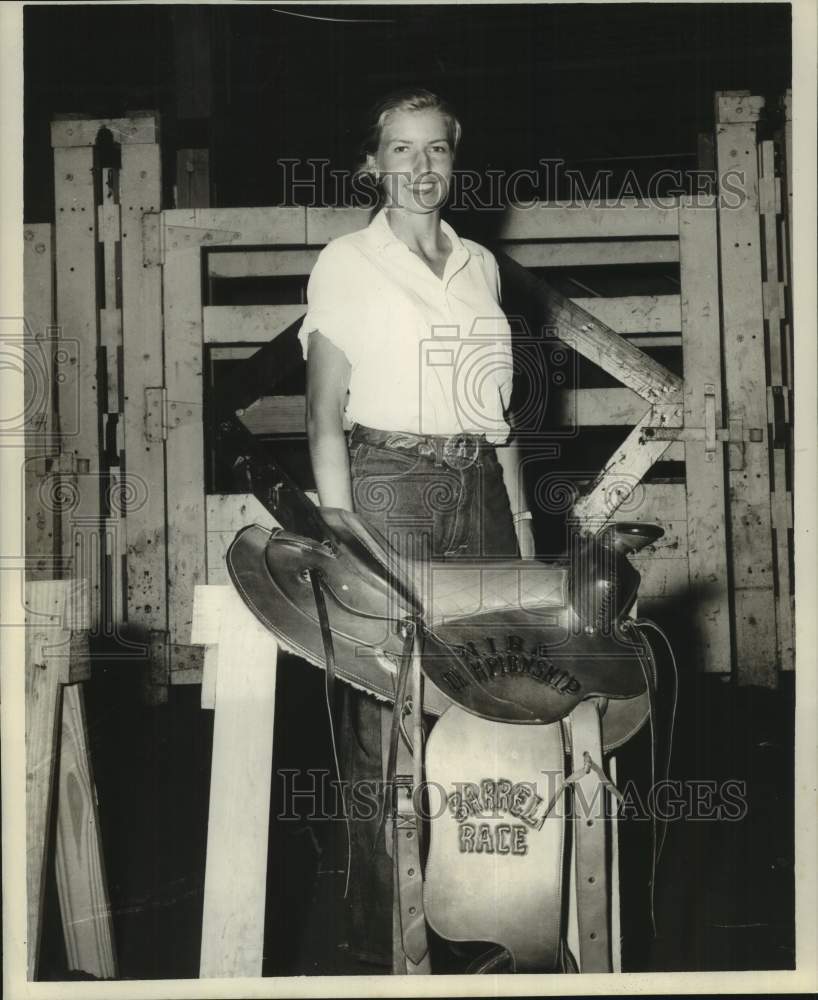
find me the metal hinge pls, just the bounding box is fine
[144,386,167,442]
[142,213,242,266]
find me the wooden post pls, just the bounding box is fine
[172,6,212,208]
[678,198,732,673]
[192,584,278,978]
[51,112,162,643]
[176,148,211,208]
[714,91,779,687]
[51,137,102,624]
[26,580,116,980]
[119,128,170,697]
[24,224,59,580]
[758,138,794,673]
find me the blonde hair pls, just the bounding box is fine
[357,88,462,174]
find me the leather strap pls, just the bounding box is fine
[571,699,611,972]
[390,628,430,972]
[310,569,351,897]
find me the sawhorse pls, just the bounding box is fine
[25,580,117,980]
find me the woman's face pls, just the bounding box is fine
[368,108,455,212]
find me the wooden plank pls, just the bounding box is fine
[25,582,68,980]
[559,387,648,427]
[199,585,279,977]
[499,240,679,268]
[757,141,795,673]
[54,684,118,978]
[630,556,690,599]
[162,211,307,646]
[781,90,793,294]
[191,585,230,709]
[610,517,687,557]
[204,297,682,346]
[306,206,372,243]
[758,141,785,386]
[162,206,306,249]
[498,252,683,405]
[24,224,59,580]
[570,295,680,335]
[571,404,682,529]
[623,335,682,349]
[53,145,103,628]
[203,304,306,344]
[607,481,687,521]
[206,494,279,586]
[772,448,794,671]
[714,91,766,125]
[714,101,778,686]
[163,244,207,648]
[208,248,319,279]
[210,242,680,278]
[25,580,91,978]
[678,199,732,674]
[175,148,210,209]
[119,142,169,688]
[206,493,279,534]
[51,112,159,148]
[496,199,682,240]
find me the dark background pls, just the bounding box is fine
[25,2,792,219]
[24,1,795,981]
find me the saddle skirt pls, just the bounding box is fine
[226,508,660,750]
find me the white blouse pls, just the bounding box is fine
[298,207,513,444]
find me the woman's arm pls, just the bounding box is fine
[305,330,355,510]
[495,429,536,558]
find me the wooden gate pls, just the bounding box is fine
[25,91,794,698]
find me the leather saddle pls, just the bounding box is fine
[226,506,668,973]
[226,508,663,749]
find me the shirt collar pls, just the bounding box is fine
[367,207,470,261]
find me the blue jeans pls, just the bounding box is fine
[339,426,518,965]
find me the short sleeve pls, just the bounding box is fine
[472,243,502,304]
[298,240,365,365]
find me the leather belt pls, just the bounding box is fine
[350,424,488,470]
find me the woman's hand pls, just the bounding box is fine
[515,519,536,559]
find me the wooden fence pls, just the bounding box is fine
[24,90,794,698]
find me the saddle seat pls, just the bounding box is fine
[226,508,662,748]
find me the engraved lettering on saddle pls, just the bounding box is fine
[447,777,551,856]
[440,633,583,697]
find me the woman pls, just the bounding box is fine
[298,88,534,968]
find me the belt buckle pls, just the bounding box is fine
[443,433,479,470]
